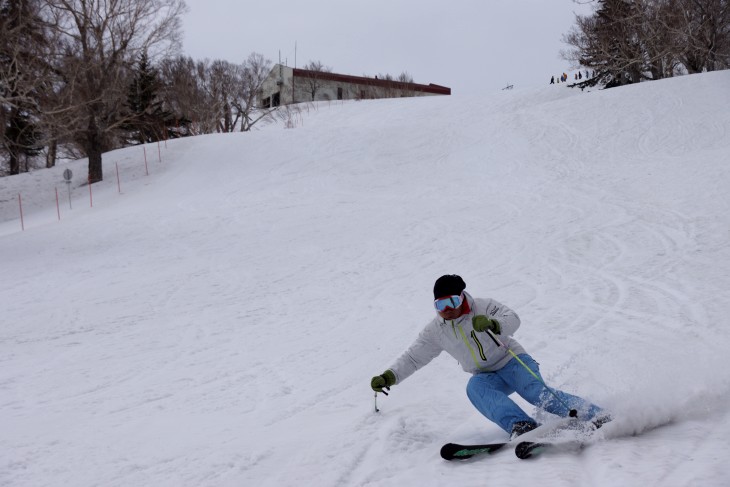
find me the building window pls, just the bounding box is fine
[337,87,343,100]
[262,96,271,108]
[272,92,280,107]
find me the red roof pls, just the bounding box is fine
[292,68,451,95]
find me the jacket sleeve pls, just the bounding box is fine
[388,325,443,384]
[484,298,521,336]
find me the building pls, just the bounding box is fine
[259,64,451,108]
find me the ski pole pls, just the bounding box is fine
[485,329,578,418]
[374,392,380,413]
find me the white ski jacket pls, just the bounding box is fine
[388,292,526,383]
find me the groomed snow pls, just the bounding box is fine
[2,71,730,486]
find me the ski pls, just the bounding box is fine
[514,441,547,459]
[440,441,508,460]
[513,416,681,460]
[514,439,585,459]
[514,416,614,459]
[440,417,588,461]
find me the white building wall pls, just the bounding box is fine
[260,64,447,107]
[292,78,436,103]
[259,65,294,107]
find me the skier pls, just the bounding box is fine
[370,275,610,439]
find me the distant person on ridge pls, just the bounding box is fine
[550,75,555,84]
[370,275,611,439]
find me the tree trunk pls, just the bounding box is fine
[9,151,20,175]
[223,101,232,132]
[7,106,21,174]
[87,145,103,183]
[86,117,104,183]
[46,139,57,168]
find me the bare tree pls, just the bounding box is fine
[564,1,652,86]
[158,55,205,136]
[42,0,187,183]
[236,52,273,132]
[300,60,332,101]
[671,0,730,73]
[164,56,226,136]
[374,71,420,97]
[207,59,241,133]
[157,53,273,135]
[187,59,222,134]
[637,0,684,80]
[397,71,414,83]
[397,71,416,96]
[373,73,397,97]
[563,0,730,88]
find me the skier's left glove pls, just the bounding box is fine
[371,370,396,395]
[472,315,501,334]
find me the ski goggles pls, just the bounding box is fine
[434,293,464,312]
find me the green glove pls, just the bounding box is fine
[472,315,501,334]
[371,369,396,395]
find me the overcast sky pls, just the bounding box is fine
[181,0,595,96]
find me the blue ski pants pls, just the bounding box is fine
[466,354,603,433]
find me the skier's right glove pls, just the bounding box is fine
[371,370,396,395]
[472,315,501,334]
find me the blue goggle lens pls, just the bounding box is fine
[434,294,462,311]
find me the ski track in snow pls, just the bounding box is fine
[2,72,730,486]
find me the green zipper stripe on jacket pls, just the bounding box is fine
[470,330,488,361]
[454,322,481,368]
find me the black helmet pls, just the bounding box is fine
[433,275,466,299]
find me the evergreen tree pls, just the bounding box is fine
[1,0,47,174]
[595,0,643,87]
[571,0,645,88]
[4,106,43,172]
[124,51,174,144]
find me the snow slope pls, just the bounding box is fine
[2,71,730,487]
